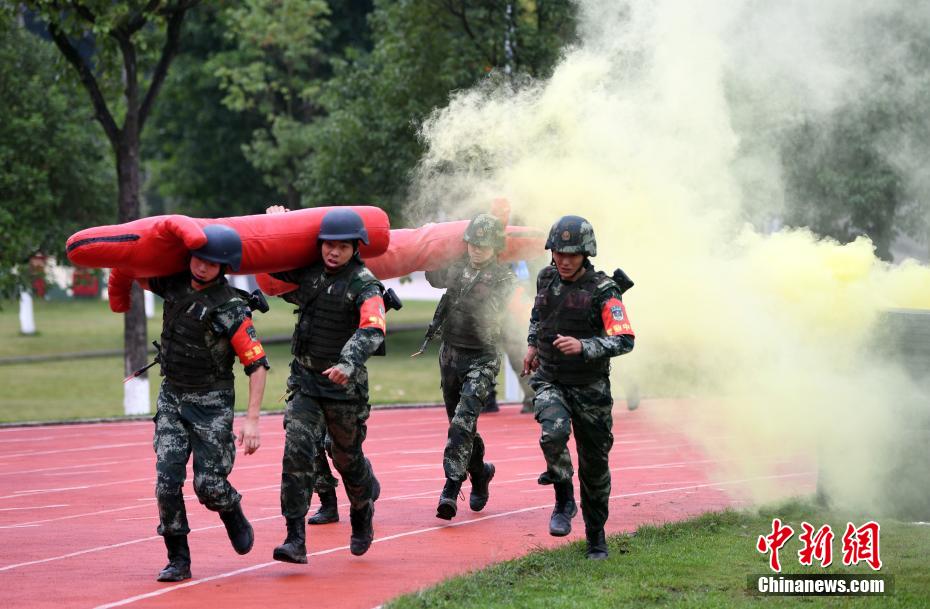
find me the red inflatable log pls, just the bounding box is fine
[256,220,546,296]
[66,207,390,312]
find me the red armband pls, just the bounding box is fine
[601,297,635,337]
[359,296,386,332]
[231,317,267,366]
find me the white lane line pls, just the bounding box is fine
[92,471,815,609]
[1,470,814,576]
[0,422,153,434]
[0,459,128,477]
[0,442,148,460]
[0,504,68,511]
[43,470,110,476]
[0,485,280,529]
[0,477,151,500]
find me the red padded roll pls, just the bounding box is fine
[257,221,546,296]
[67,207,390,311]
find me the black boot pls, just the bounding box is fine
[469,463,495,512]
[308,489,339,525]
[537,471,553,485]
[585,527,609,559]
[548,480,578,537]
[156,535,191,582]
[273,518,307,564]
[436,478,462,520]
[219,502,254,555]
[349,503,375,556]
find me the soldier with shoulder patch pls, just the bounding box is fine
[266,206,387,565]
[142,224,270,582]
[422,213,516,520]
[522,215,635,560]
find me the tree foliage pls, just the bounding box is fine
[296,0,577,221]
[0,13,113,296]
[780,12,930,261]
[143,4,277,217]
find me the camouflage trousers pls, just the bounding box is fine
[281,390,375,520]
[530,376,614,531]
[439,344,500,482]
[153,381,240,537]
[312,432,338,494]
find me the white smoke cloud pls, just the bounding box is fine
[409,0,930,515]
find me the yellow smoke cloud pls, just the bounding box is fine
[409,0,930,515]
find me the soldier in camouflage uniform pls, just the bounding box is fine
[424,213,516,520]
[266,206,387,564]
[523,216,635,559]
[144,224,270,582]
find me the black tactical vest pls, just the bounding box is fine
[292,261,373,366]
[443,262,509,351]
[159,279,238,390]
[535,266,609,385]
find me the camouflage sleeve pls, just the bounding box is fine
[210,298,250,337]
[527,299,540,346]
[147,272,186,299]
[580,284,635,360]
[527,266,554,346]
[268,267,310,305]
[336,284,385,376]
[212,299,271,372]
[424,267,450,288]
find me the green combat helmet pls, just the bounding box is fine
[545,215,596,256]
[463,213,506,252]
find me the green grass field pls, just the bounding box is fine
[388,500,929,608]
[0,297,447,422]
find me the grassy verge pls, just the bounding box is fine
[0,331,452,423]
[0,297,436,358]
[387,499,929,608]
[0,296,448,422]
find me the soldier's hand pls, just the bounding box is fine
[323,365,350,386]
[238,417,261,455]
[553,334,582,356]
[265,205,289,214]
[522,346,540,376]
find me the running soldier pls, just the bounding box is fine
[143,224,270,582]
[267,206,387,564]
[523,215,635,559]
[421,213,516,519]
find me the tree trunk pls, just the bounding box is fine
[117,131,150,412]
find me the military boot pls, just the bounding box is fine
[156,535,191,582]
[272,518,307,564]
[307,489,339,525]
[349,503,375,556]
[435,478,462,520]
[548,480,578,537]
[585,527,609,559]
[469,463,495,512]
[219,502,254,555]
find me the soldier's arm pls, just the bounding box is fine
[213,301,270,453]
[424,265,454,289]
[268,267,309,305]
[580,285,635,361]
[334,284,386,378]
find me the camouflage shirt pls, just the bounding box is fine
[272,262,385,400]
[148,272,270,376]
[527,263,634,362]
[426,256,516,351]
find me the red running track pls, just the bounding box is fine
[0,400,815,609]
